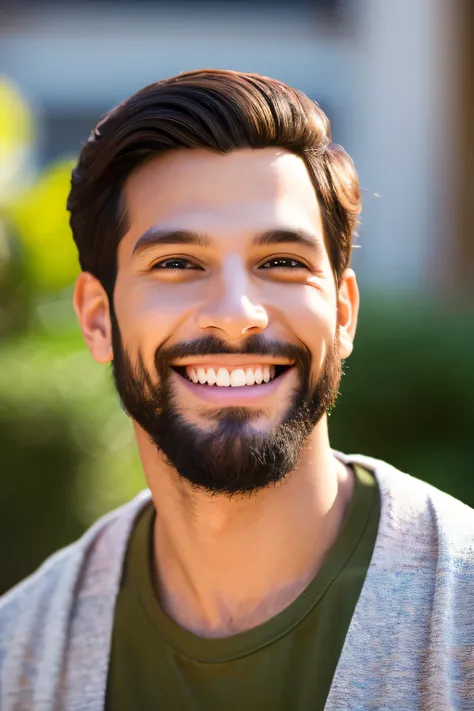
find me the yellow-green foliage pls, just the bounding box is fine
[0,74,79,295]
[6,159,80,293]
[0,75,35,203]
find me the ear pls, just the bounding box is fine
[73,272,113,364]
[337,268,359,359]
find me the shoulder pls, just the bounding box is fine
[330,453,474,709]
[344,452,474,526]
[0,491,150,708]
[0,490,151,650]
[335,452,474,552]
[341,451,474,555]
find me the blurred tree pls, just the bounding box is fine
[0,401,86,593]
[0,75,35,205]
[0,74,79,306]
[0,330,144,595]
[6,159,79,294]
[0,218,31,338]
[0,76,36,337]
[331,297,474,508]
[0,74,472,598]
[0,297,472,594]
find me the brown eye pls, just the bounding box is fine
[260,258,306,269]
[151,258,201,270]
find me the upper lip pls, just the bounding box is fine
[169,355,296,368]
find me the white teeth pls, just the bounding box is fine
[245,368,256,386]
[216,368,231,387]
[206,368,217,385]
[230,369,247,387]
[184,365,282,386]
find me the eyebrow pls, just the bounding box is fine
[132,228,212,257]
[253,229,325,258]
[132,226,325,259]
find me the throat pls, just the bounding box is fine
[148,443,353,640]
[150,495,336,639]
[155,556,318,639]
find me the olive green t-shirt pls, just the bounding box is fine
[106,465,380,711]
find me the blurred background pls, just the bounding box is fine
[0,0,473,594]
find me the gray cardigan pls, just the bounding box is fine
[1,452,474,710]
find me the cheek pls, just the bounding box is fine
[263,281,337,364]
[114,275,190,360]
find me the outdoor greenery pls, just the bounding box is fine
[1,76,473,596]
[332,297,474,507]
[1,292,473,595]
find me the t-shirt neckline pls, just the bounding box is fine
[131,465,377,663]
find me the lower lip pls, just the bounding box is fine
[171,367,296,406]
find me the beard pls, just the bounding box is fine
[110,315,342,498]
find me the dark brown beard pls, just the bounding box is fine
[110,318,342,498]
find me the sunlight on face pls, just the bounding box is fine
[113,147,340,435]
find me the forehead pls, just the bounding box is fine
[123,147,323,241]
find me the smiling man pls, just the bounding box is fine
[1,70,473,711]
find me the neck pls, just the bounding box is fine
[135,418,355,638]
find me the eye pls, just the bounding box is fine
[259,257,308,270]
[151,258,202,270]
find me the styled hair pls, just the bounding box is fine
[67,69,361,298]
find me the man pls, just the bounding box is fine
[0,69,473,711]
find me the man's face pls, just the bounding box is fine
[109,148,356,495]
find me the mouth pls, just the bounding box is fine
[170,363,294,388]
[169,361,297,406]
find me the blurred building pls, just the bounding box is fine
[0,0,472,295]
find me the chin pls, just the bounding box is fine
[195,404,271,425]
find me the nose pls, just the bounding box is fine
[195,258,269,340]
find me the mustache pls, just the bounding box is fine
[156,334,310,367]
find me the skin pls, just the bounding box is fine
[74,147,360,638]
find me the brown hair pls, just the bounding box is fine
[67,69,361,298]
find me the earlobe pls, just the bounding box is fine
[337,269,359,360]
[73,272,113,364]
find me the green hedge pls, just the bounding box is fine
[331,295,474,508]
[1,296,473,594]
[0,326,144,594]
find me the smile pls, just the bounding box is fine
[170,360,296,404]
[171,363,293,387]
